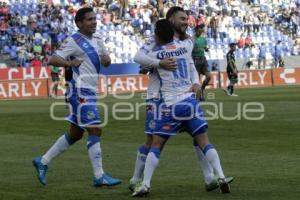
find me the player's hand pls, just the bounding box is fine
[139,67,149,74]
[189,83,202,100]
[69,59,82,67]
[100,54,111,67]
[189,83,201,99]
[159,58,177,71]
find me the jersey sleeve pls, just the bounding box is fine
[134,38,160,70]
[55,37,78,60]
[98,39,109,55]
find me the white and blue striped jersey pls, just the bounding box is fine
[55,32,108,93]
[135,38,198,106]
[154,40,195,106]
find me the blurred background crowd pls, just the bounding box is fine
[0,0,300,69]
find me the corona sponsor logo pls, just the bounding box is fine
[156,47,188,59]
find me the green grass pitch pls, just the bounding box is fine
[0,86,299,200]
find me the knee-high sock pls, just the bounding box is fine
[87,135,104,179]
[41,133,75,165]
[203,144,225,179]
[143,148,160,188]
[131,145,150,182]
[194,145,215,184]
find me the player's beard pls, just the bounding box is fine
[173,25,187,41]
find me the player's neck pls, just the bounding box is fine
[79,30,93,39]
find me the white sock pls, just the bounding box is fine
[131,145,150,183]
[194,145,215,184]
[41,133,74,165]
[143,148,160,188]
[204,145,225,179]
[87,135,104,179]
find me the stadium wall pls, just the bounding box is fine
[0,66,300,100]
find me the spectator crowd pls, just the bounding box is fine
[0,0,300,69]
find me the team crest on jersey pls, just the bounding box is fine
[87,111,95,120]
[149,120,155,129]
[82,42,89,49]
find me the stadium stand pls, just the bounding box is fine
[0,0,299,69]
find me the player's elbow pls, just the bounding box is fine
[47,56,56,66]
[133,52,143,64]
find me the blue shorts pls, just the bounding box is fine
[66,87,101,128]
[153,96,208,137]
[144,98,162,135]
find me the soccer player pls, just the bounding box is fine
[192,24,210,101]
[130,6,233,194]
[226,43,238,96]
[132,18,230,197]
[32,7,121,187]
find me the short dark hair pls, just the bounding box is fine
[166,6,185,19]
[195,24,205,31]
[229,43,236,48]
[75,7,93,24]
[155,19,174,44]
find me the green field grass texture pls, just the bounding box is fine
[0,86,299,200]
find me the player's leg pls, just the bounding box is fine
[32,123,83,185]
[42,123,83,165]
[129,134,152,191]
[132,134,169,197]
[85,126,121,187]
[187,98,231,193]
[192,139,215,182]
[226,70,233,95]
[230,74,238,96]
[133,102,176,196]
[129,99,159,190]
[200,57,211,92]
[193,132,230,193]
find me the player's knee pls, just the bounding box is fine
[193,129,210,149]
[69,132,83,142]
[69,124,84,141]
[151,135,168,149]
[86,127,102,136]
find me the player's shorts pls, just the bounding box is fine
[227,67,238,84]
[193,56,209,75]
[153,96,208,137]
[144,98,162,135]
[66,86,101,128]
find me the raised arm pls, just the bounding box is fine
[134,38,177,71]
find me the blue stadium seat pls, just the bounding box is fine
[215,37,222,45]
[144,30,151,37]
[222,37,229,44]
[4,46,10,54]
[109,24,115,31]
[96,14,101,20]
[10,51,17,60]
[208,38,215,46]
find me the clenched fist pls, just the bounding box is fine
[100,54,111,67]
